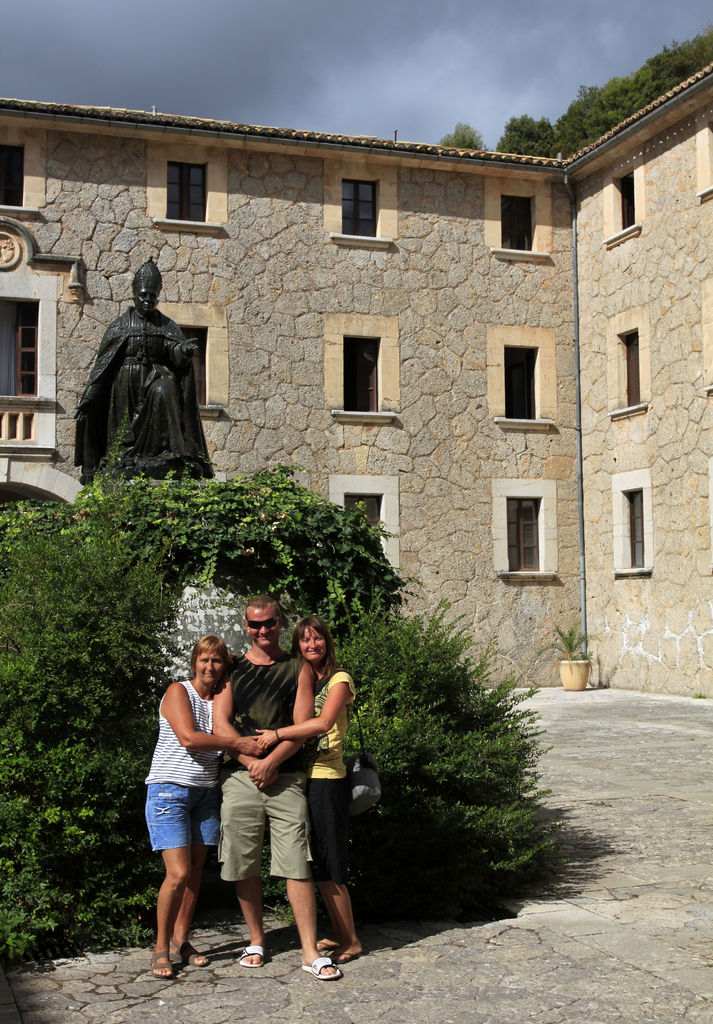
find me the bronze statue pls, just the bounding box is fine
[74,259,213,483]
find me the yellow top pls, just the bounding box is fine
[309,670,356,780]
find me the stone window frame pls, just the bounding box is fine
[606,307,650,418]
[160,302,227,416]
[0,128,45,219]
[484,174,553,263]
[147,142,227,235]
[487,325,557,431]
[323,156,397,249]
[324,313,399,424]
[328,473,399,567]
[706,457,713,567]
[602,159,645,248]
[695,115,713,204]
[611,468,653,577]
[492,478,558,580]
[0,261,58,458]
[700,278,713,396]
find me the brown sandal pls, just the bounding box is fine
[151,950,174,979]
[170,940,209,966]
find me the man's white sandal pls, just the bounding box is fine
[301,956,342,980]
[240,945,264,968]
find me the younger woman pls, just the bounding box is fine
[256,616,362,963]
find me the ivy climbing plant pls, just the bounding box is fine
[0,465,405,618]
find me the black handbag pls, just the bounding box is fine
[346,703,381,815]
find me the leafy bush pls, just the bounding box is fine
[0,470,552,953]
[0,512,180,958]
[0,467,404,957]
[0,466,405,619]
[337,606,555,920]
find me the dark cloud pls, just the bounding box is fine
[2,1,712,148]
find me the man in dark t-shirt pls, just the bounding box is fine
[213,595,341,980]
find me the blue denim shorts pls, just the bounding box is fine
[145,782,221,852]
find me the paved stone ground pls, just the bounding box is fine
[4,688,713,1023]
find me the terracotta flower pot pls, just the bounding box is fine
[559,659,591,691]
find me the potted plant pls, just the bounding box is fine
[539,622,594,691]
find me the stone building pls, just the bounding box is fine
[1,64,712,693]
[568,64,713,694]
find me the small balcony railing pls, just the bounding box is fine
[0,407,35,441]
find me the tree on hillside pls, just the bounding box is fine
[497,114,555,157]
[496,25,713,158]
[439,121,485,150]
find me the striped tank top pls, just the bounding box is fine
[145,679,221,788]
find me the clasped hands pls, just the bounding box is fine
[229,734,281,790]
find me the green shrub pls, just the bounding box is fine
[0,471,553,953]
[0,514,180,958]
[0,466,405,619]
[337,606,555,920]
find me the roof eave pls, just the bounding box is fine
[565,69,713,177]
[0,99,564,174]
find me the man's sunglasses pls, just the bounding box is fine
[246,617,278,630]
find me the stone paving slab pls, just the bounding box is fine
[4,687,713,1023]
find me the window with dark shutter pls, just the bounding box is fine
[342,180,376,236]
[501,195,532,250]
[344,337,379,411]
[620,173,635,229]
[504,347,537,419]
[180,325,208,405]
[507,497,540,570]
[0,146,23,206]
[167,162,206,221]
[627,490,644,567]
[344,493,381,525]
[622,330,640,407]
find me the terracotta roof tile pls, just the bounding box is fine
[0,96,562,168]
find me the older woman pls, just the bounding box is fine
[256,616,362,964]
[145,635,258,979]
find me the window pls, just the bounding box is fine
[606,308,650,416]
[695,121,713,202]
[620,173,635,230]
[504,347,536,419]
[180,325,208,405]
[329,474,399,566]
[487,326,555,426]
[324,159,396,245]
[603,164,644,244]
[484,178,552,257]
[627,490,644,568]
[344,337,379,412]
[324,313,399,419]
[342,180,376,236]
[0,301,38,396]
[507,498,540,570]
[344,493,381,526]
[492,479,557,577]
[621,330,640,407]
[0,146,23,207]
[611,469,652,575]
[166,162,206,222]
[501,195,532,251]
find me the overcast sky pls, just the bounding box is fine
[3,1,712,149]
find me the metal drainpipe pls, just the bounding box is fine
[564,172,588,647]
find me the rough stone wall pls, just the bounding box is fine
[39,131,578,685]
[577,114,713,694]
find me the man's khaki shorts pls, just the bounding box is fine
[219,770,311,881]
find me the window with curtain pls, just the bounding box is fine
[0,301,38,396]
